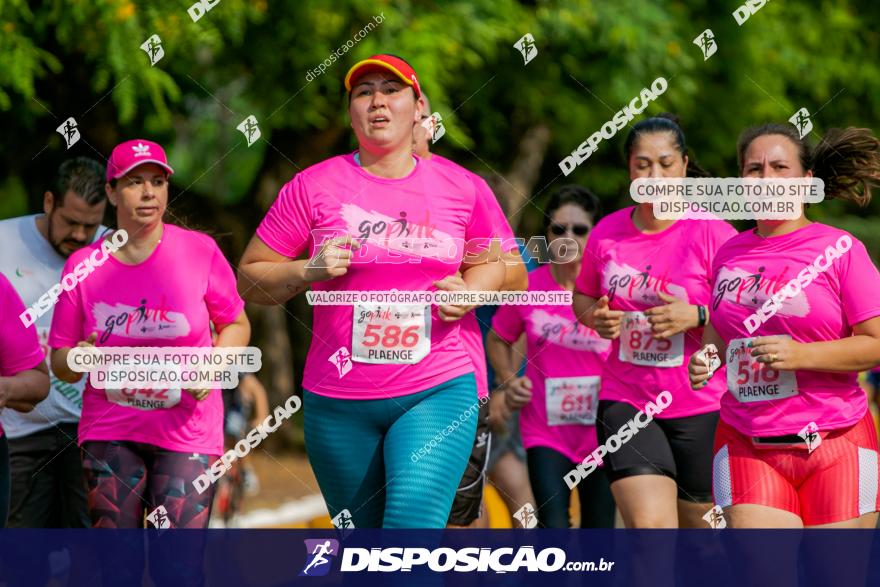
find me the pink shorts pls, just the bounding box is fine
[713,411,880,525]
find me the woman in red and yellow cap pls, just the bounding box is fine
[50,139,251,529]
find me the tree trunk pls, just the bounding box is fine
[494,123,551,232]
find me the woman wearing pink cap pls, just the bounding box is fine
[690,124,880,529]
[239,54,504,528]
[50,139,250,528]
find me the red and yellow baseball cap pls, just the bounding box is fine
[344,54,422,98]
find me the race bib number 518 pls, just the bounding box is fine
[352,304,431,364]
[619,311,683,367]
[726,336,798,403]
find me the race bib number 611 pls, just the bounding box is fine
[545,376,600,426]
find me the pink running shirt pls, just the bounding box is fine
[49,224,244,456]
[257,153,497,399]
[0,274,46,436]
[493,265,611,463]
[0,274,45,377]
[575,207,737,418]
[430,155,517,400]
[710,222,880,436]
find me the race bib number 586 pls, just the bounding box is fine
[619,311,683,367]
[726,336,798,403]
[352,304,431,364]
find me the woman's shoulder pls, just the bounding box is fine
[163,223,222,256]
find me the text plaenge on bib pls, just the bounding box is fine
[493,265,610,464]
[574,207,736,419]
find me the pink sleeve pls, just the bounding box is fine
[702,221,738,281]
[48,256,85,349]
[463,181,497,258]
[839,237,880,327]
[491,303,525,344]
[255,174,313,258]
[472,176,517,252]
[575,232,602,297]
[205,243,246,326]
[0,275,44,376]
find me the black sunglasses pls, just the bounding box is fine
[549,223,590,236]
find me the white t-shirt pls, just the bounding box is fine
[0,214,103,438]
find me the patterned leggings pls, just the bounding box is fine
[81,440,217,528]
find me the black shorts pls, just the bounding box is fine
[447,401,491,526]
[596,400,718,503]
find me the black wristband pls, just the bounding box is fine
[697,305,707,327]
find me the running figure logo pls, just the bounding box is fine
[789,108,813,139]
[140,34,165,66]
[300,538,339,577]
[146,505,172,529]
[331,509,355,530]
[56,117,80,149]
[237,115,261,147]
[421,111,445,144]
[514,33,538,65]
[798,421,822,453]
[702,505,726,529]
[693,29,717,60]
[514,503,538,528]
[328,347,352,378]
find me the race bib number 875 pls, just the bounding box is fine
[726,336,798,403]
[352,304,431,364]
[619,311,683,367]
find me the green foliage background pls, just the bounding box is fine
[2,0,878,239]
[2,1,878,437]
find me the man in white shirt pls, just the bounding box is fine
[0,157,106,527]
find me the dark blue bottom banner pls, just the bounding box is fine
[1,529,878,587]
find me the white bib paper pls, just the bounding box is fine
[352,304,431,364]
[726,336,798,403]
[545,376,600,426]
[619,311,683,367]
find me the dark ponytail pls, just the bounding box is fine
[811,128,880,207]
[623,113,710,177]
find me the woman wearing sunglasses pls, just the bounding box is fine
[488,185,615,527]
[573,114,737,528]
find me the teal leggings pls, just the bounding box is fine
[304,373,478,528]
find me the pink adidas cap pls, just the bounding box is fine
[106,139,174,182]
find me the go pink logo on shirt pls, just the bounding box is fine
[531,310,611,353]
[94,300,191,343]
[603,260,688,304]
[340,204,458,260]
[711,266,810,317]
